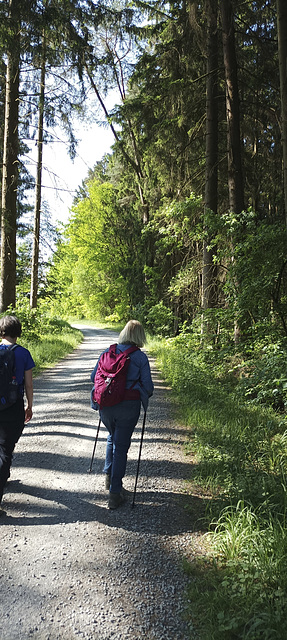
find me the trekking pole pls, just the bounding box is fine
[132,411,147,508]
[88,417,101,473]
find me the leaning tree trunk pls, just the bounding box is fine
[0,0,20,312]
[277,0,287,228]
[202,0,218,318]
[30,37,46,309]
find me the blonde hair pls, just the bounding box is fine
[118,320,146,348]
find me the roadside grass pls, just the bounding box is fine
[148,335,287,640]
[1,306,83,375]
[24,316,125,375]
[22,331,83,375]
[20,315,126,376]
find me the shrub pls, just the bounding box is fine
[146,301,175,336]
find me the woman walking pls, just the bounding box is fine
[0,315,35,515]
[91,320,154,509]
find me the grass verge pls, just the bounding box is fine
[22,330,83,376]
[22,316,123,376]
[148,335,287,640]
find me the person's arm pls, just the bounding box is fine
[24,369,33,423]
[140,357,154,397]
[91,364,98,382]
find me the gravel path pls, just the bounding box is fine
[0,326,202,640]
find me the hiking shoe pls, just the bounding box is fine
[108,491,126,510]
[105,474,111,490]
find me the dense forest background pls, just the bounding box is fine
[1,0,286,348]
[48,0,287,345]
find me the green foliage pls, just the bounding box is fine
[188,508,287,639]
[120,5,207,206]
[48,179,145,321]
[234,340,287,411]
[2,301,76,341]
[145,301,175,336]
[132,300,176,336]
[141,194,203,321]
[203,208,287,333]
[152,329,287,513]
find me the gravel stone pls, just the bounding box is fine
[0,326,202,640]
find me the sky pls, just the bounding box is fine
[25,84,119,230]
[22,90,120,261]
[37,121,115,226]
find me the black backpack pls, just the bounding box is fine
[0,344,20,410]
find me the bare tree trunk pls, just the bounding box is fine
[277,0,287,227]
[30,37,46,309]
[220,0,244,214]
[0,0,20,312]
[220,0,244,343]
[202,0,218,316]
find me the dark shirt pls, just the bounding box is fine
[0,344,35,396]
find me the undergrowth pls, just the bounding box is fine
[148,332,287,639]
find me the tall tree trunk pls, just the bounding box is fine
[220,0,244,342]
[277,0,287,227]
[220,0,244,214]
[0,58,6,184]
[30,37,46,309]
[202,0,218,315]
[0,0,20,312]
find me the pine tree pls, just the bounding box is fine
[30,31,46,309]
[277,0,287,227]
[202,0,218,314]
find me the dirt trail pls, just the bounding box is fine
[0,326,202,640]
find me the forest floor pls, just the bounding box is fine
[0,326,206,640]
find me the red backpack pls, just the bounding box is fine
[92,344,138,409]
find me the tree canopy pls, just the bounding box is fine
[0,0,287,346]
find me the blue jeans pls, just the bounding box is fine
[100,400,141,494]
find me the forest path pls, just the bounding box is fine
[0,326,202,640]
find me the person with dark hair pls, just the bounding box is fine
[0,315,35,515]
[91,320,154,510]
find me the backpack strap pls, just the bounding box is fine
[126,345,139,355]
[109,344,117,354]
[0,343,18,351]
